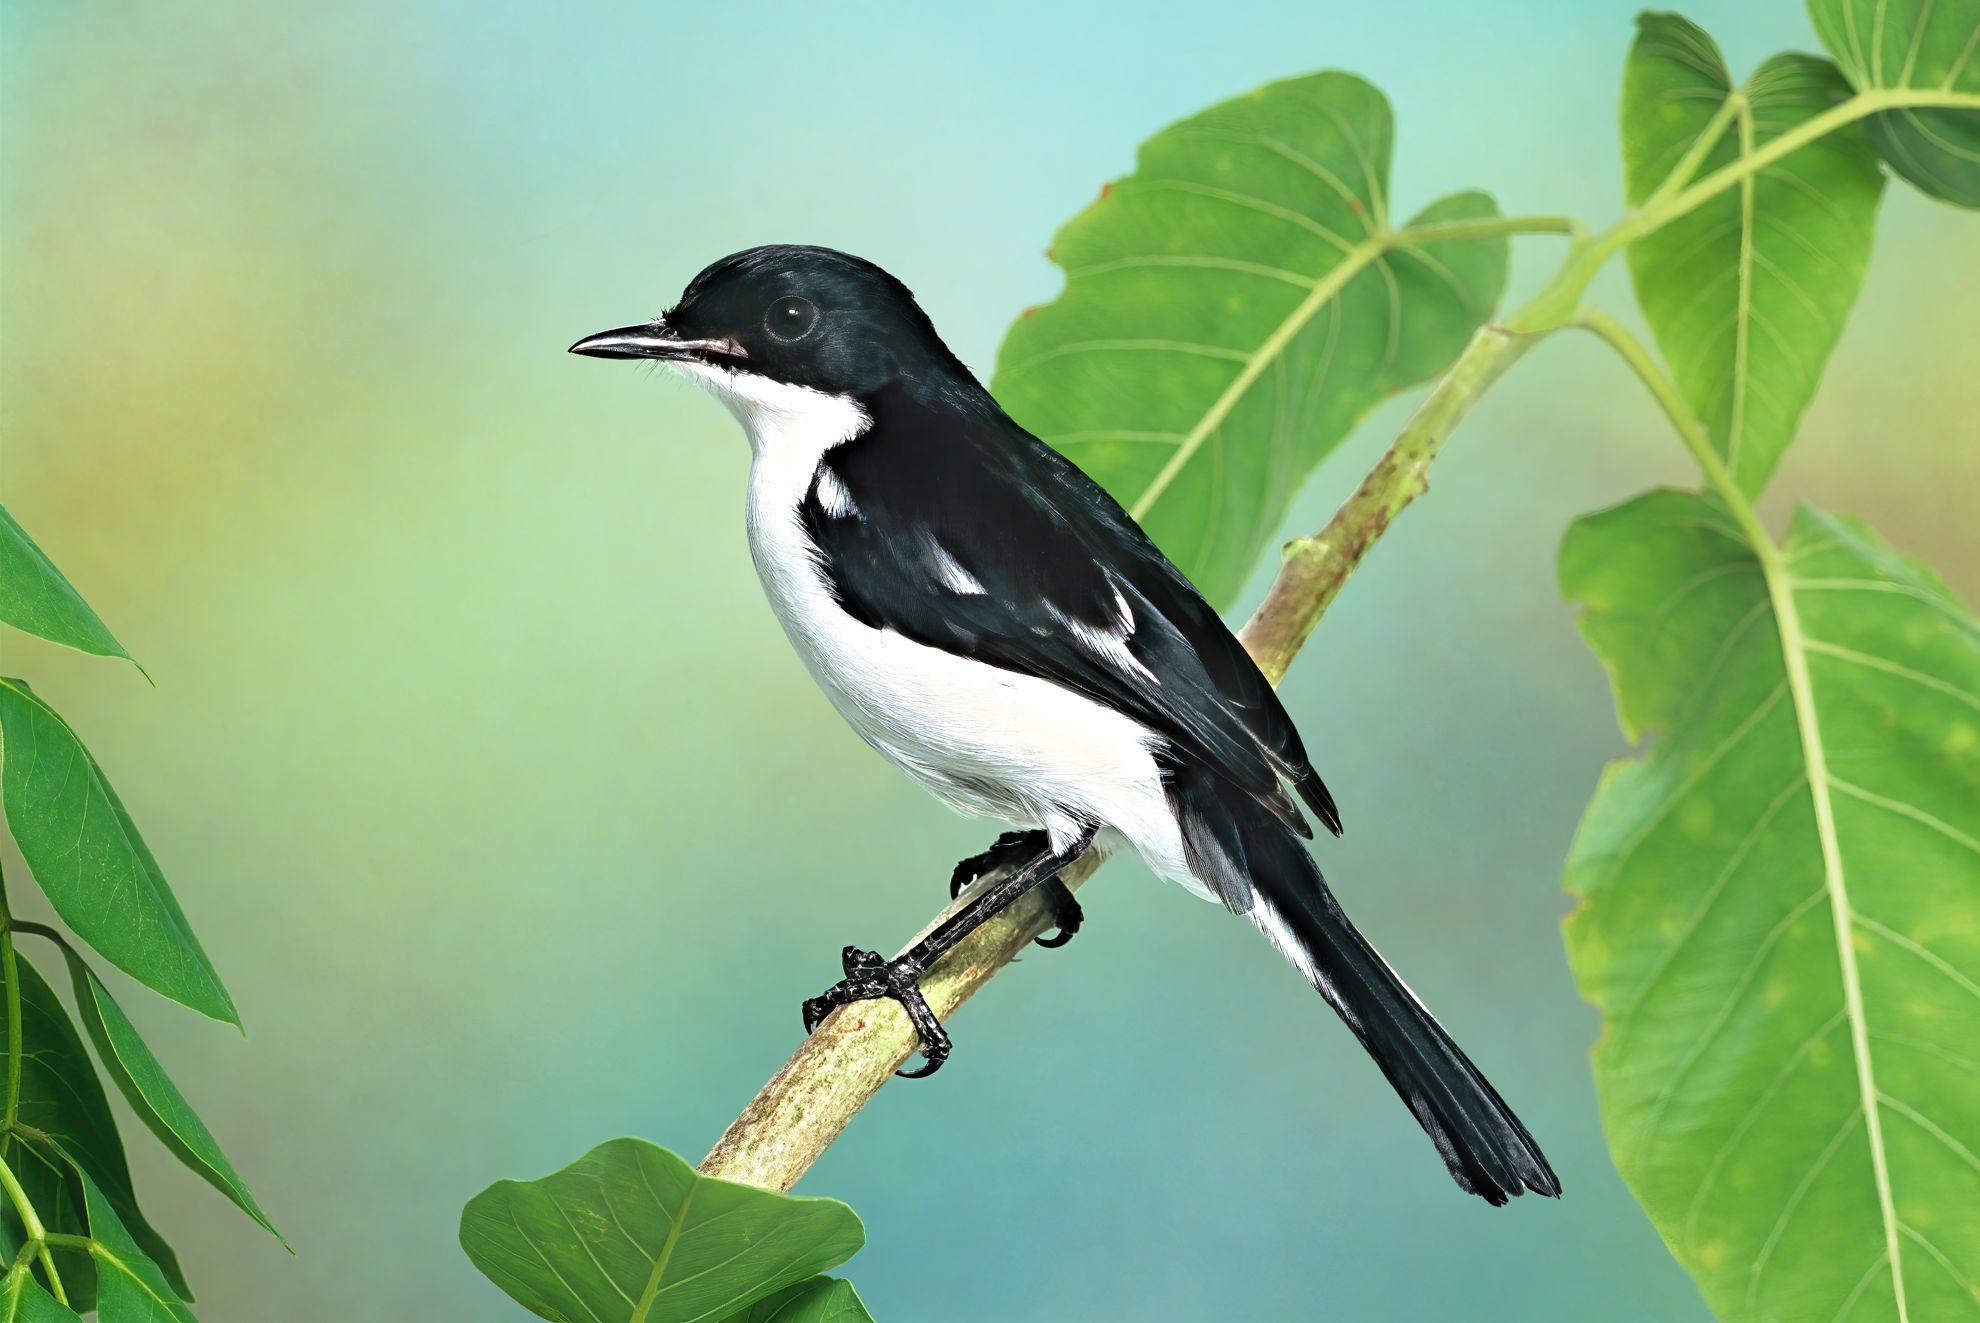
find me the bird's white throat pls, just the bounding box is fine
[669,360,869,461]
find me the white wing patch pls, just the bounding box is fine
[1048,575,1158,685]
[815,466,859,518]
[926,537,986,595]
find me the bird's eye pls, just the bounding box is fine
[764,296,819,343]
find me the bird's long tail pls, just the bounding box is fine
[1167,758,1560,1205]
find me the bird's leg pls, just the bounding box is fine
[948,829,1084,948]
[803,825,1098,1078]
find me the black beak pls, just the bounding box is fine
[567,323,745,362]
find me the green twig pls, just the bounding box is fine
[1390,213,1584,245]
[0,863,18,1132]
[1237,320,1541,682]
[1642,92,1746,207]
[1515,85,1980,333]
[0,1152,66,1306]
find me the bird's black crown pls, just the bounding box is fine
[664,245,966,396]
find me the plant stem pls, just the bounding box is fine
[0,1152,66,1306]
[1514,85,1980,333]
[1642,92,1745,207]
[699,850,1103,1189]
[0,862,18,1132]
[1237,320,1537,683]
[0,1156,44,1244]
[1390,214,1583,245]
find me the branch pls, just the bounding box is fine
[698,317,1549,1192]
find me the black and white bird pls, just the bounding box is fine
[572,245,1559,1205]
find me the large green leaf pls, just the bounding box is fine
[460,1138,865,1323]
[0,1270,82,1323]
[63,1156,198,1322]
[1622,14,1885,499]
[1810,0,1980,207]
[0,679,237,1024]
[0,506,137,671]
[1561,489,1980,1322]
[44,941,281,1243]
[2,953,188,1304]
[721,1278,873,1323]
[990,71,1509,608]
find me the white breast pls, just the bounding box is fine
[675,360,1197,888]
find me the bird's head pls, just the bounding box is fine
[570,245,961,409]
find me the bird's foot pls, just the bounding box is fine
[800,946,952,1079]
[949,831,1083,948]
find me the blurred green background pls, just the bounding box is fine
[2,2,1975,1319]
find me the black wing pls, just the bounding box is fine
[805,381,1340,838]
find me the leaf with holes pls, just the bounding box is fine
[1622,14,1885,499]
[0,504,138,671]
[1810,0,1980,208]
[459,1138,865,1323]
[990,70,1509,609]
[1561,489,1980,1323]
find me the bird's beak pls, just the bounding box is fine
[567,323,746,362]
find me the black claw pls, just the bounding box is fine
[948,831,1080,950]
[950,830,1042,900]
[1032,878,1083,948]
[798,947,953,1078]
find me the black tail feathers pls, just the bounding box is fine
[1168,759,1559,1205]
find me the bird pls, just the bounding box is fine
[570,244,1560,1205]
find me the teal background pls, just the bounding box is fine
[2,2,1975,1319]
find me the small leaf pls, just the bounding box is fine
[3,952,189,1301]
[720,1277,873,1323]
[0,1269,83,1323]
[0,678,238,1024]
[1622,14,1885,498]
[1561,489,1980,1322]
[460,1138,864,1323]
[0,505,138,671]
[1809,0,1980,207]
[47,941,281,1244]
[63,1156,198,1322]
[991,71,1509,608]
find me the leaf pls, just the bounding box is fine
[3,952,189,1303]
[63,1156,198,1322]
[0,505,138,671]
[0,678,238,1024]
[459,1137,865,1323]
[1809,0,1980,207]
[1561,489,1980,1323]
[46,941,281,1244]
[720,1278,873,1323]
[0,1270,82,1323]
[990,71,1509,609]
[1622,14,1885,499]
